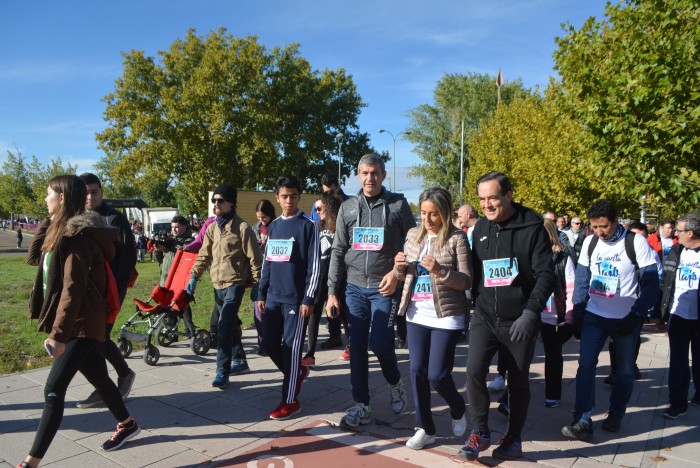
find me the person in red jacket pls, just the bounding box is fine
[647,218,678,262]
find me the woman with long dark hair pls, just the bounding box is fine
[251,199,276,354]
[19,175,139,468]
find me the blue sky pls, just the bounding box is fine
[1,0,608,203]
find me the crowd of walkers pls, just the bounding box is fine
[16,162,699,467]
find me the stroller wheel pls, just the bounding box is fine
[191,330,212,355]
[143,345,160,366]
[118,339,133,358]
[156,322,178,347]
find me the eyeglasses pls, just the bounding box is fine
[211,198,226,204]
[675,229,690,233]
[572,222,583,225]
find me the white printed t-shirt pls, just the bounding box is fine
[669,247,700,320]
[578,232,657,319]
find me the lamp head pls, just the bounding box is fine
[335,133,344,142]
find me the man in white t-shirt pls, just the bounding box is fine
[561,200,659,440]
[658,213,700,419]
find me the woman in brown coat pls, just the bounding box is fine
[394,187,473,450]
[18,175,140,468]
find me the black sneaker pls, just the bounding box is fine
[117,370,136,400]
[101,419,141,451]
[602,411,623,432]
[77,389,102,408]
[561,419,593,441]
[662,405,688,419]
[320,336,343,350]
[604,373,615,385]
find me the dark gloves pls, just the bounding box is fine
[510,309,539,342]
[618,310,643,336]
[572,303,586,340]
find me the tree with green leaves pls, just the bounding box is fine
[0,151,32,223]
[406,72,530,202]
[554,0,700,214]
[25,156,78,219]
[466,85,598,214]
[96,28,375,215]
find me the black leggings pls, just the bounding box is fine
[29,338,130,458]
[95,323,130,378]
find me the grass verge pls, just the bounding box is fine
[0,257,255,375]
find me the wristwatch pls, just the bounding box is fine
[439,267,448,278]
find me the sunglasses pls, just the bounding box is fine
[315,206,323,212]
[572,222,583,225]
[211,198,227,204]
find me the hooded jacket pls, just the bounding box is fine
[471,202,555,322]
[28,211,118,343]
[327,187,416,294]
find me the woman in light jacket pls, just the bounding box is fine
[19,175,140,468]
[394,187,473,450]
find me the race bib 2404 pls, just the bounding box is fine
[483,258,519,287]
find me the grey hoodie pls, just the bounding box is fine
[327,187,416,294]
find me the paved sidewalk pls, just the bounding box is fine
[1,323,697,467]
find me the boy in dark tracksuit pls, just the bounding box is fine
[257,175,320,420]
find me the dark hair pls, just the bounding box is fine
[171,215,189,227]
[586,200,617,221]
[42,175,87,252]
[255,199,276,219]
[317,191,342,233]
[321,173,339,187]
[79,172,101,188]
[628,221,648,235]
[275,174,301,193]
[476,171,512,195]
[659,218,675,227]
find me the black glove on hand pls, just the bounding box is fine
[509,309,539,343]
[618,310,643,336]
[572,303,586,340]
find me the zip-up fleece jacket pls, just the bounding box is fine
[471,203,555,323]
[258,210,321,306]
[327,187,416,294]
[395,226,473,317]
[28,212,117,343]
[190,214,263,290]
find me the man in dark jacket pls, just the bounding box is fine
[77,173,137,408]
[459,172,555,462]
[658,212,700,419]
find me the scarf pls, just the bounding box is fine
[606,223,626,244]
[216,210,235,231]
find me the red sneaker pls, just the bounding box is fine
[339,345,351,361]
[269,401,301,420]
[294,365,309,399]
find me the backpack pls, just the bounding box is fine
[90,260,122,325]
[587,230,637,270]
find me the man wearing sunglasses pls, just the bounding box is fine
[189,184,263,390]
[565,216,586,264]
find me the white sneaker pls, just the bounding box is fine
[487,375,506,391]
[340,403,372,428]
[406,428,436,450]
[388,378,407,414]
[452,413,467,437]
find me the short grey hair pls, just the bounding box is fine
[678,212,700,237]
[358,153,385,172]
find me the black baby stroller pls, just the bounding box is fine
[118,250,211,365]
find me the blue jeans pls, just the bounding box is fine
[345,283,401,405]
[215,285,246,375]
[574,311,642,420]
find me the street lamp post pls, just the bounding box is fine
[335,133,344,183]
[378,129,411,192]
